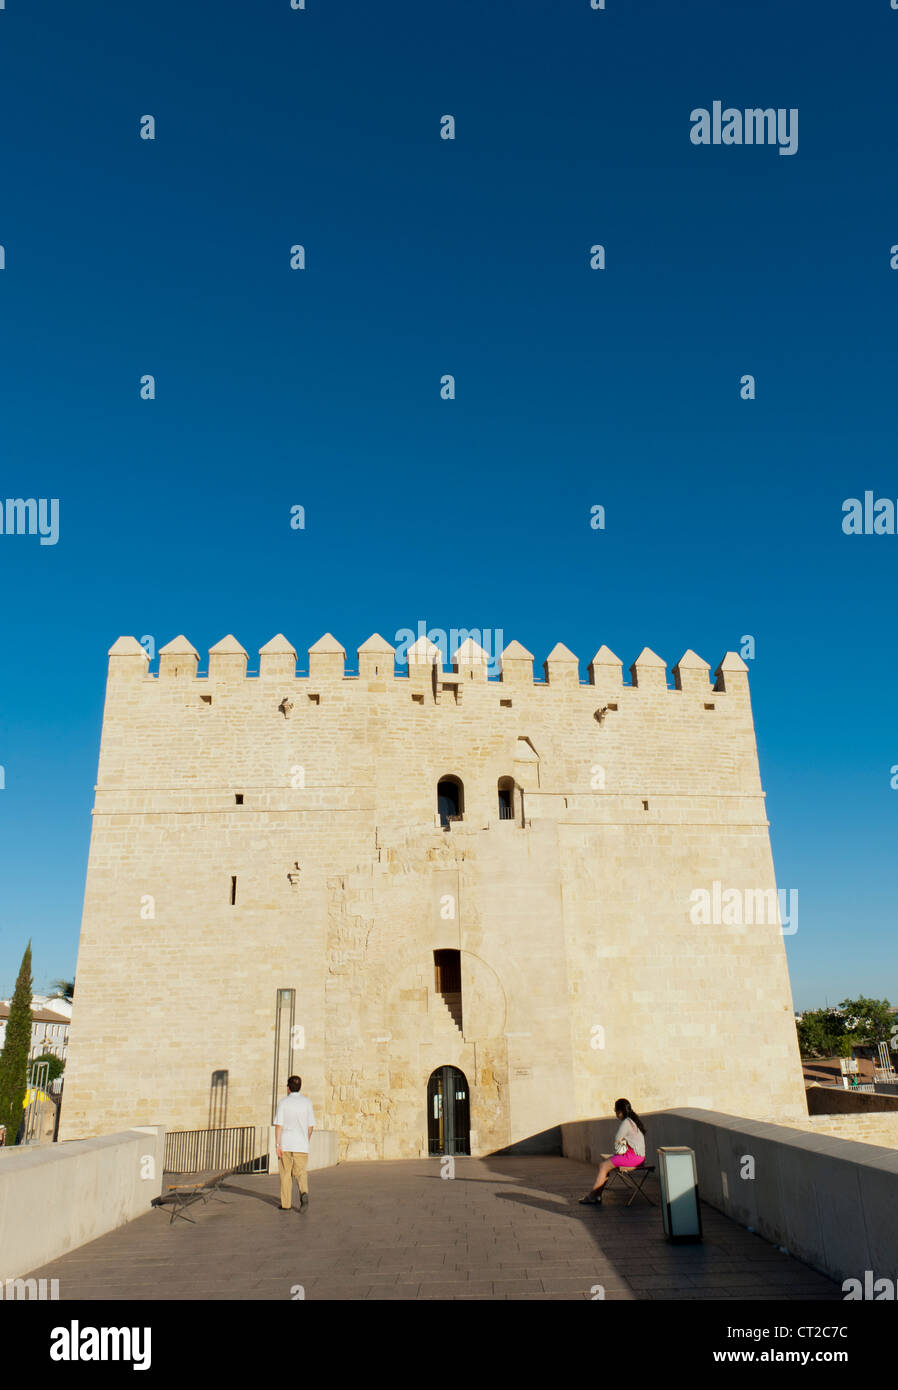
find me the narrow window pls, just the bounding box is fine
[235,793,244,805]
[437,777,464,828]
[230,875,237,905]
[498,777,515,820]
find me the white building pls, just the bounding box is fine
[0,1000,70,1063]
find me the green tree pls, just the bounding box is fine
[0,943,33,1145]
[49,979,74,1001]
[31,1054,65,1083]
[838,997,893,1047]
[796,1008,846,1057]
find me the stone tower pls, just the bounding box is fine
[59,632,807,1157]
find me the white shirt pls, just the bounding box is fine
[275,1092,316,1153]
[614,1117,645,1157]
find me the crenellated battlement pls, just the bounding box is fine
[107,634,749,695]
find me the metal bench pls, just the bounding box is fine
[151,1167,233,1225]
[601,1157,656,1207]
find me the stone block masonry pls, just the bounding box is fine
[60,632,807,1158]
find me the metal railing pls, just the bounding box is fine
[164,1125,269,1175]
[22,1060,53,1144]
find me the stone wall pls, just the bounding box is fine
[0,1127,165,1282]
[789,1112,898,1149]
[60,632,807,1156]
[805,1083,898,1115]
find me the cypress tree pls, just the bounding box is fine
[0,942,33,1145]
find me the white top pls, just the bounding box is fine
[614,1117,645,1157]
[275,1092,316,1153]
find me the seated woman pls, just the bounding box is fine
[579,1097,646,1205]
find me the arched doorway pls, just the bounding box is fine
[427,1065,471,1155]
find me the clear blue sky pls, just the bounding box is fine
[0,0,895,1011]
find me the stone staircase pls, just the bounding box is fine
[440,990,463,1035]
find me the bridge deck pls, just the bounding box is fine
[25,1154,842,1300]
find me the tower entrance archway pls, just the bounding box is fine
[426,1065,471,1156]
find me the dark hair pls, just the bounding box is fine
[287,1076,302,1092]
[614,1097,646,1135]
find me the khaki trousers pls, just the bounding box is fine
[279,1151,309,1209]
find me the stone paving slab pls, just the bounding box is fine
[24,1154,842,1301]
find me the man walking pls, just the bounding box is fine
[274,1075,315,1212]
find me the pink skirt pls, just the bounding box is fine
[612,1146,644,1168]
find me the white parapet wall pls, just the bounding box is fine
[0,1126,165,1283]
[268,1126,339,1172]
[561,1108,898,1287]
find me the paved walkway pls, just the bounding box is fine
[27,1155,841,1300]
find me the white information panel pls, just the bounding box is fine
[657,1147,702,1243]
